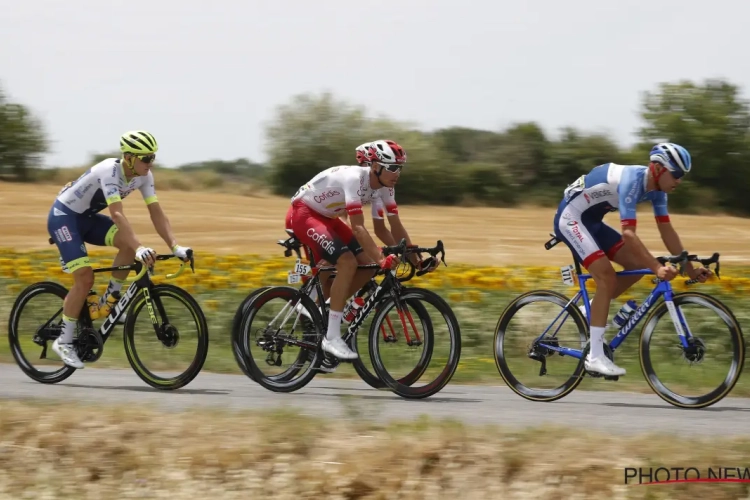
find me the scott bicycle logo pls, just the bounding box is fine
[307,228,335,255]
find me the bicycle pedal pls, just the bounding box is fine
[604,375,619,381]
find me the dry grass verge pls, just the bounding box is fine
[0,399,748,499]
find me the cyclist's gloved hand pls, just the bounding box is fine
[379,254,400,270]
[416,256,439,276]
[135,246,157,266]
[172,244,191,262]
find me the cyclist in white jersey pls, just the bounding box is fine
[47,130,192,369]
[553,142,711,377]
[287,139,438,360]
[284,141,400,302]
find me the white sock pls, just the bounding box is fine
[589,326,606,360]
[60,315,77,344]
[326,310,343,341]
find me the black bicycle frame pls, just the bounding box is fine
[40,256,181,347]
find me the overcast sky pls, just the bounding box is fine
[2,0,748,168]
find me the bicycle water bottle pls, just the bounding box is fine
[343,296,365,324]
[613,300,637,328]
[98,291,121,319]
[86,291,100,319]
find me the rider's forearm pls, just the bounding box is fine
[150,210,178,250]
[657,222,694,273]
[388,219,420,265]
[373,220,397,246]
[111,212,142,251]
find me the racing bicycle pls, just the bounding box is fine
[493,233,743,409]
[234,235,461,399]
[8,245,209,390]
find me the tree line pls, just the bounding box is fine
[2,78,749,215]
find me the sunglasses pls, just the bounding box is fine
[138,154,156,164]
[667,168,685,180]
[378,163,403,173]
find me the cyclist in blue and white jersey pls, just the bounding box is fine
[47,130,192,369]
[553,142,711,377]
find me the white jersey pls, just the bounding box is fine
[291,165,398,219]
[55,158,158,215]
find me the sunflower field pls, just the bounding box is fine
[1,246,749,395]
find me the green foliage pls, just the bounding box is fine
[0,84,48,181]
[3,76,750,215]
[265,80,750,215]
[638,79,750,214]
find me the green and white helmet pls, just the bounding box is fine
[120,130,159,155]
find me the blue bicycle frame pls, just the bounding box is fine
[533,268,693,360]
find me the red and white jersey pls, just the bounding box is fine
[291,165,398,219]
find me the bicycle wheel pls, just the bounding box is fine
[494,290,589,402]
[369,288,459,399]
[350,293,435,390]
[231,286,272,379]
[239,286,324,393]
[123,283,209,390]
[639,291,745,409]
[8,281,77,384]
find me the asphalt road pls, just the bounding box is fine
[2,363,749,436]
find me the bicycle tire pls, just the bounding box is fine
[240,286,324,393]
[639,291,745,409]
[494,290,589,402]
[123,283,209,390]
[350,292,435,389]
[231,286,272,379]
[8,281,77,384]
[369,288,460,399]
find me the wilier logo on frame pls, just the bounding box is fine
[624,466,750,485]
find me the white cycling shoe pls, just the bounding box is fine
[322,336,358,360]
[585,354,625,377]
[52,338,84,369]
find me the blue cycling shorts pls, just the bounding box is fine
[47,200,118,272]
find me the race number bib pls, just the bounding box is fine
[563,175,585,202]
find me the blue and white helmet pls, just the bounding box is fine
[649,142,692,178]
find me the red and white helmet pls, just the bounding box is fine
[367,140,406,165]
[355,142,372,164]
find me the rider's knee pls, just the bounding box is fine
[589,259,616,292]
[112,232,133,253]
[336,251,357,270]
[355,251,374,265]
[73,267,95,291]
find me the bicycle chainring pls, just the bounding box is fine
[76,327,104,363]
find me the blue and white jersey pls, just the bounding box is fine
[54,158,158,216]
[562,163,670,228]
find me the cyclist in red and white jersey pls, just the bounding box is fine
[287,139,437,360]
